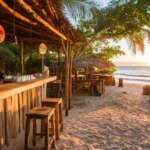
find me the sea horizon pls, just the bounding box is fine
[114,66,150,84]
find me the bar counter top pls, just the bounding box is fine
[0,76,56,99]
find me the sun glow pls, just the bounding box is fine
[113,39,150,66]
[143,43,150,63]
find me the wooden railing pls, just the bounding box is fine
[0,76,56,150]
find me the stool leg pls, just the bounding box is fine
[44,118,49,150]
[41,118,44,138]
[59,102,63,131]
[24,117,31,150]
[33,118,36,146]
[55,104,59,140]
[51,114,56,149]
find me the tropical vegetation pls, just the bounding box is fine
[0,0,150,74]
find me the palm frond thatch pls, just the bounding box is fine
[73,54,115,69]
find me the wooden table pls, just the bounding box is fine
[73,79,105,94]
[92,74,113,85]
[0,76,56,150]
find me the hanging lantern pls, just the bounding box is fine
[0,25,5,43]
[39,43,47,55]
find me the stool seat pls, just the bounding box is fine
[24,107,55,150]
[43,98,62,104]
[42,98,63,140]
[26,107,54,117]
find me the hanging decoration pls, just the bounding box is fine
[0,25,5,43]
[39,43,47,55]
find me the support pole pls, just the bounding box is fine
[41,55,44,75]
[64,41,69,116]
[20,39,24,75]
[75,69,78,81]
[61,39,69,116]
[68,45,72,110]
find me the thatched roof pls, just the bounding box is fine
[73,54,115,69]
[0,0,83,46]
[49,54,115,70]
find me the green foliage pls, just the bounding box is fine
[74,0,150,59]
[0,43,16,61]
[98,45,125,61]
[63,0,97,24]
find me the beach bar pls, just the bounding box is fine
[0,0,84,148]
[0,76,56,149]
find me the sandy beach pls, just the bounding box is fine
[4,81,150,150]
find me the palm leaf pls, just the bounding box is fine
[63,0,96,23]
[0,43,15,57]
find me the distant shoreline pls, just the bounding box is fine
[115,78,149,85]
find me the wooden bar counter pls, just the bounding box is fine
[0,76,56,150]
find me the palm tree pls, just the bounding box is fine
[62,0,97,25]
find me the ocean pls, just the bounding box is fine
[114,66,150,84]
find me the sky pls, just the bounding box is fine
[111,39,150,66]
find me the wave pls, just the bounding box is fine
[115,77,150,83]
[114,73,150,78]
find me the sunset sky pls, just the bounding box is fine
[112,39,150,66]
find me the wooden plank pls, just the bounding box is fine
[22,91,27,129]
[41,85,44,101]
[39,86,43,105]
[5,97,12,145]
[43,84,47,99]
[27,90,31,111]
[36,87,40,107]
[31,88,36,108]
[18,93,23,132]
[12,94,19,138]
[0,99,5,150]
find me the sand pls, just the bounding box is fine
[4,81,150,150]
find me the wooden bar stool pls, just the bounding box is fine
[24,107,55,150]
[41,98,63,140]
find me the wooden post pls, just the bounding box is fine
[68,45,72,110]
[0,99,5,150]
[18,93,23,132]
[75,69,78,81]
[41,55,44,75]
[64,41,69,116]
[61,39,69,116]
[85,66,88,79]
[20,39,24,75]
[89,67,92,79]
[57,48,61,80]
[5,97,12,145]
[118,78,123,87]
[12,94,19,138]
[22,91,27,128]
